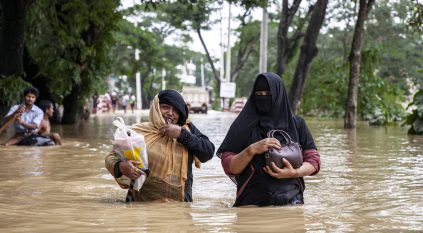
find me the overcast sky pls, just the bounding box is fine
[120,0,264,59]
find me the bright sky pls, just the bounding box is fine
[120,0,264,59]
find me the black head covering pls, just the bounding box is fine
[158,89,189,126]
[254,75,272,114]
[217,72,299,155]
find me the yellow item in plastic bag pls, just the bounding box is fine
[112,117,149,191]
[122,146,145,169]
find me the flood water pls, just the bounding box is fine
[0,111,422,232]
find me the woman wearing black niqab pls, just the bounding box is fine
[218,73,321,207]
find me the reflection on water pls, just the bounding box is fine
[0,112,422,232]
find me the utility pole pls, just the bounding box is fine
[223,3,232,112]
[220,7,225,82]
[134,21,142,110]
[135,48,142,110]
[225,3,232,82]
[162,68,166,90]
[259,8,268,73]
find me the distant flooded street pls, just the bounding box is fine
[0,111,422,232]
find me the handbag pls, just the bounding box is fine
[265,130,303,169]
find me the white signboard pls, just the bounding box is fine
[220,82,236,98]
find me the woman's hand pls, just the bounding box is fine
[263,158,298,179]
[119,160,143,180]
[159,124,181,138]
[248,138,281,156]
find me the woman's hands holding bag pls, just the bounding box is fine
[119,160,143,180]
[247,138,281,156]
[263,158,298,178]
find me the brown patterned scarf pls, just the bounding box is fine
[127,95,194,201]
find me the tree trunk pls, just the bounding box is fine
[0,0,32,76]
[62,84,81,124]
[289,0,328,114]
[22,47,62,123]
[344,0,375,129]
[196,28,220,88]
[276,0,302,76]
[230,11,258,83]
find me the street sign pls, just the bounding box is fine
[220,82,236,98]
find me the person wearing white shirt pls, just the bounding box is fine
[1,87,44,146]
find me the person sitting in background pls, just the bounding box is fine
[37,100,62,145]
[105,89,215,202]
[1,87,43,146]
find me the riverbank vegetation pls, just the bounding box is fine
[0,0,421,133]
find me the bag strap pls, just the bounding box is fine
[267,129,292,144]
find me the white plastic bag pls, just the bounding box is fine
[112,117,148,191]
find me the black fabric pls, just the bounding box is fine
[158,89,189,126]
[254,75,272,114]
[217,72,316,207]
[293,116,317,151]
[17,134,55,146]
[179,123,215,202]
[114,161,122,178]
[217,72,300,155]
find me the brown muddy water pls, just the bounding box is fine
[0,111,422,232]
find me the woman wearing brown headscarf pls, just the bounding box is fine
[105,90,215,202]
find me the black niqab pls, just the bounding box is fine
[217,72,299,155]
[158,89,189,126]
[254,75,272,114]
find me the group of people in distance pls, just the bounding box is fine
[2,72,320,207]
[1,87,62,146]
[106,72,321,207]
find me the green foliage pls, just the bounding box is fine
[301,57,348,117]
[25,0,121,103]
[408,1,423,32]
[404,90,423,134]
[301,48,406,125]
[357,48,405,125]
[109,16,213,106]
[151,0,219,31]
[358,73,405,126]
[234,21,279,97]
[366,0,422,89]
[0,75,31,106]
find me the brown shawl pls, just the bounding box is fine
[128,95,191,201]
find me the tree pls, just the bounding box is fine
[344,0,375,129]
[154,1,222,86]
[276,0,303,76]
[0,0,34,116]
[230,11,260,82]
[0,0,34,76]
[25,0,121,124]
[288,0,328,114]
[404,90,423,135]
[409,0,423,32]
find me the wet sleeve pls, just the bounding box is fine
[220,151,237,176]
[303,149,320,175]
[177,123,215,163]
[295,117,320,175]
[105,151,121,178]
